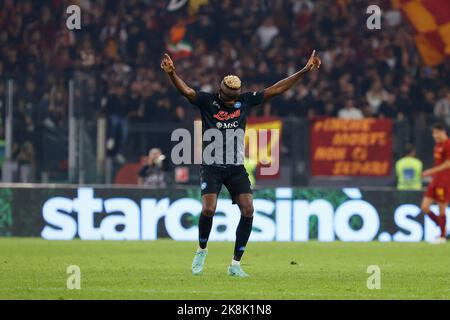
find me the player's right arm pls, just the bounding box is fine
[423,160,450,177]
[161,53,197,103]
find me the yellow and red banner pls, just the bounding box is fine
[246,117,282,179]
[392,0,450,66]
[311,118,392,177]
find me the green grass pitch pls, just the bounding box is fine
[0,238,449,300]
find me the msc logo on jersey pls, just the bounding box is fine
[216,121,238,129]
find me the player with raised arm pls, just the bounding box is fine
[161,51,321,276]
[421,123,449,244]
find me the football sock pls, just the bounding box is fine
[424,210,440,225]
[439,214,447,238]
[198,214,213,249]
[231,259,240,266]
[233,216,253,261]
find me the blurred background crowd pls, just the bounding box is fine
[0,0,449,184]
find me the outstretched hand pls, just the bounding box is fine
[422,169,433,177]
[161,53,175,74]
[305,50,321,71]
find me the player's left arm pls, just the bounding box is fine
[423,160,450,177]
[262,50,321,103]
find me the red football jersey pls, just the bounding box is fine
[432,138,450,185]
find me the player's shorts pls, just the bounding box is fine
[425,182,450,203]
[200,165,252,204]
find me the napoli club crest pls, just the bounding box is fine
[234,102,242,109]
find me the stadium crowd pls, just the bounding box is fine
[0,0,449,179]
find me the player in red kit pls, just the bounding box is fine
[421,123,450,244]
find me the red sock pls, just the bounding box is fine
[426,210,440,225]
[439,214,447,238]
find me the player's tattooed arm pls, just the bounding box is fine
[263,50,321,102]
[423,160,450,177]
[161,53,197,103]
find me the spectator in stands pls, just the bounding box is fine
[48,78,68,128]
[173,105,187,123]
[256,17,279,49]
[105,84,130,163]
[396,83,413,121]
[434,89,450,126]
[338,100,363,120]
[366,80,389,115]
[378,93,398,119]
[138,148,167,187]
[17,141,35,182]
[421,89,436,115]
[127,82,144,123]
